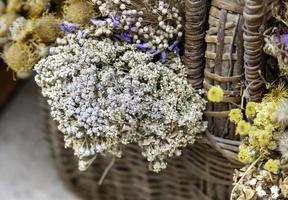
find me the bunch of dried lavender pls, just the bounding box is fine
[92,0,184,62]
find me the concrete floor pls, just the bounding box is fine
[0,80,79,200]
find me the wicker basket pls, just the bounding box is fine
[184,0,245,199]
[38,1,271,199]
[183,0,270,199]
[41,97,214,200]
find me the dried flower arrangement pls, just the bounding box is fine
[0,0,100,77]
[0,0,60,75]
[227,1,288,198]
[93,0,184,62]
[19,0,209,173]
[35,24,207,172]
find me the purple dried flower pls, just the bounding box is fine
[135,43,150,49]
[168,40,180,51]
[90,18,105,25]
[161,51,166,63]
[121,32,132,43]
[109,15,121,28]
[173,47,180,55]
[59,22,78,33]
[76,30,89,40]
[280,34,288,46]
[112,34,122,42]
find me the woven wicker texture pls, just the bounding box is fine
[185,0,245,199]
[40,98,213,200]
[204,0,245,140]
[243,0,269,101]
[183,0,209,89]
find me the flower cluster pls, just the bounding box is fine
[230,85,287,164]
[0,1,63,73]
[34,26,207,172]
[231,84,288,199]
[93,0,184,59]
[232,164,288,200]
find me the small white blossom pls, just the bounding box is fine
[248,178,257,186]
[270,185,280,199]
[256,186,267,198]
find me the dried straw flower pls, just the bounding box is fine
[232,163,287,200]
[34,14,61,43]
[0,13,18,38]
[64,0,98,25]
[9,17,35,42]
[22,0,51,18]
[2,42,38,72]
[35,26,207,172]
[6,0,23,13]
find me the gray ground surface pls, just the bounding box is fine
[0,80,79,200]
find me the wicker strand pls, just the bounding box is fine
[204,0,245,139]
[243,0,266,101]
[184,0,209,89]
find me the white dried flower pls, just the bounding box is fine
[270,185,280,199]
[256,186,267,198]
[35,26,206,172]
[93,0,184,54]
[248,178,257,186]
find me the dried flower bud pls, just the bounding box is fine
[3,42,38,72]
[34,15,62,43]
[64,0,98,25]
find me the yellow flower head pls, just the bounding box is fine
[238,144,257,164]
[264,82,288,103]
[258,129,272,147]
[246,102,257,118]
[264,159,280,174]
[207,85,224,103]
[229,109,243,124]
[236,120,251,135]
[248,126,260,148]
[268,141,277,150]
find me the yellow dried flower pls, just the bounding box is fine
[268,141,277,150]
[229,108,242,124]
[34,15,61,43]
[207,85,224,103]
[2,42,38,72]
[248,126,260,148]
[264,82,288,103]
[64,0,97,25]
[246,102,257,118]
[236,120,251,135]
[264,159,280,174]
[258,129,272,147]
[23,0,50,18]
[10,19,35,42]
[0,13,18,37]
[238,144,257,164]
[6,0,22,13]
